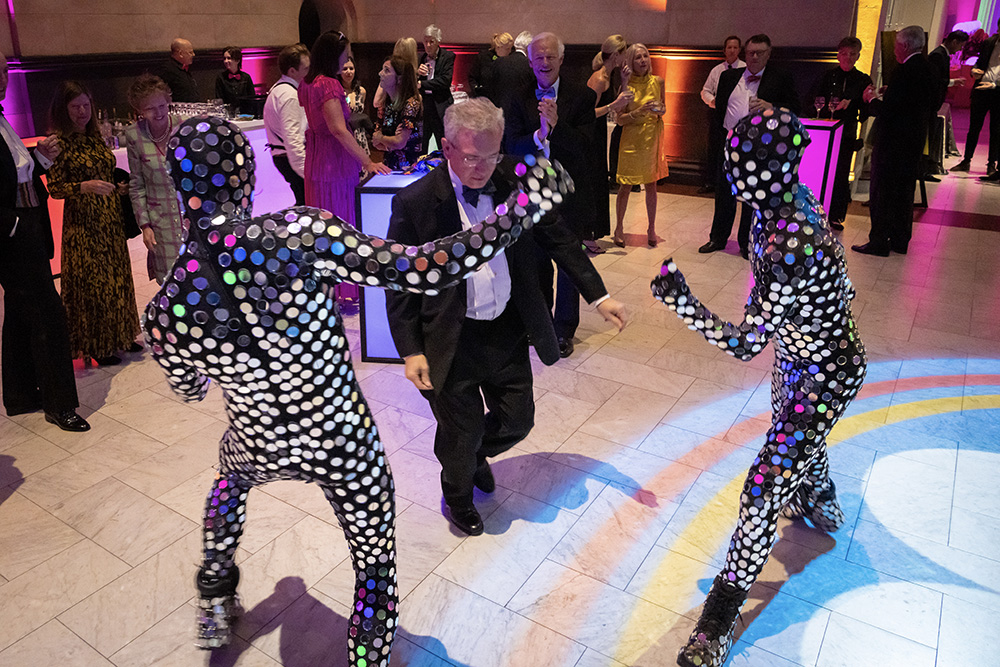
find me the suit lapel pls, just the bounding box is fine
[431,162,463,236]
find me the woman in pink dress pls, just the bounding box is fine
[299,30,389,309]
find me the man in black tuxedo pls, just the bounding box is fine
[951,18,1000,179]
[853,26,937,256]
[491,43,535,115]
[418,24,455,154]
[0,54,89,431]
[698,33,800,259]
[386,98,626,535]
[925,31,968,180]
[159,38,199,103]
[505,32,597,358]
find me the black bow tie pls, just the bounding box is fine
[462,181,496,206]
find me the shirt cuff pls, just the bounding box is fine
[532,129,551,158]
[33,149,53,170]
[592,294,610,307]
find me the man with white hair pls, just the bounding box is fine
[386,98,626,536]
[160,38,199,102]
[418,24,455,153]
[505,31,598,359]
[853,25,936,256]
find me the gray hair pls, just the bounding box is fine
[528,32,565,59]
[514,31,533,51]
[444,97,505,141]
[424,24,442,41]
[896,25,925,53]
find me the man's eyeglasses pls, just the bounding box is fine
[459,152,503,167]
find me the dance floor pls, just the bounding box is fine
[1,150,999,666]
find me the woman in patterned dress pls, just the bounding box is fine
[338,55,371,175]
[614,44,669,247]
[125,74,185,285]
[372,55,423,171]
[46,81,140,366]
[299,30,389,310]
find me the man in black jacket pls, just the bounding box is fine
[0,54,89,431]
[505,32,598,358]
[698,33,800,259]
[952,19,1000,178]
[853,26,937,256]
[386,98,626,535]
[418,24,455,154]
[159,38,199,103]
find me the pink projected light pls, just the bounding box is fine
[799,119,843,215]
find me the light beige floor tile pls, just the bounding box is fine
[234,516,350,640]
[435,492,578,605]
[579,384,675,447]
[114,422,225,498]
[0,492,83,580]
[370,405,436,453]
[258,479,343,526]
[816,613,936,667]
[659,379,754,438]
[51,478,196,566]
[573,648,628,667]
[508,559,688,666]
[0,620,113,666]
[516,391,599,455]
[155,467,218,523]
[937,594,1000,667]
[401,574,586,667]
[97,388,221,446]
[33,411,133,456]
[0,436,70,488]
[358,370,435,420]
[0,416,37,451]
[490,451,607,515]
[236,488,308,555]
[949,505,1000,562]
[0,540,128,651]
[530,359,623,406]
[625,545,722,619]
[58,529,200,657]
[109,601,280,667]
[78,359,170,411]
[859,454,954,545]
[576,351,695,398]
[18,427,166,509]
[247,587,355,665]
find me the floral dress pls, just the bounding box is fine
[374,95,423,170]
[47,132,140,358]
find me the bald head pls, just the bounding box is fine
[171,38,195,67]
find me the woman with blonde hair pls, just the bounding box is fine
[614,43,668,247]
[469,31,514,105]
[587,34,632,249]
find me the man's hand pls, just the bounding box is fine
[835,98,851,111]
[748,97,772,113]
[538,98,558,140]
[35,134,61,161]
[596,298,628,331]
[971,67,985,80]
[404,353,433,391]
[417,63,430,78]
[975,81,997,90]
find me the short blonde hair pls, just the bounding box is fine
[623,43,650,75]
[492,32,513,50]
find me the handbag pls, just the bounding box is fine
[114,167,141,239]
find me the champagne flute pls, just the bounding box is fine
[828,96,841,117]
[813,96,826,119]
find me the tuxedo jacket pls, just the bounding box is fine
[928,45,951,110]
[0,132,54,257]
[504,79,597,235]
[974,34,1000,74]
[159,58,200,103]
[715,64,801,125]
[385,160,607,393]
[419,48,456,118]
[870,54,936,157]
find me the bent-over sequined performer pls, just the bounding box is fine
[651,108,867,667]
[142,117,572,665]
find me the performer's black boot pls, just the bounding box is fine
[195,566,242,649]
[782,480,846,532]
[677,575,747,667]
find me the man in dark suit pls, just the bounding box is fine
[812,36,873,227]
[418,24,455,154]
[159,38,200,103]
[951,18,1000,179]
[0,54,89,431]
[386,98,626,535]
[491,42,535,114]
[925,31,968,180]
[505,32,598,358]
[698,33,800,259]
[853,26,937,256]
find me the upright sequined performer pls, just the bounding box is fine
[142,116,571,664]
[651,108,867,667]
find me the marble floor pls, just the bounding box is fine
[1,168,999,667]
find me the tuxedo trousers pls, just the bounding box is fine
[709,156,754,250]
[0,206,79,415]
[422,304,534,507]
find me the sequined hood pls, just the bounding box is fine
[724,107,811,210]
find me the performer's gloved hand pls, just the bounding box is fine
[650,258,693,311]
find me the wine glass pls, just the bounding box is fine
[813,96,826,119]
[828,96,841,117]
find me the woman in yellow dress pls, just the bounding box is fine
[613,44,668,247]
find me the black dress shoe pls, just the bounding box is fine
[44,410,91,432]
[127,341,144,353]
[830,219,845,230]
[94,354,122,366]
[446,504,484,536]
[698,240,725,254]
[979,170,1000,183]
[950,159,970,172]
[739,247,750,260]
[891,244,908,255]
[557,337,574,358]
[851,242,890,257]
[473,462,495,493]
[922,173,941,183]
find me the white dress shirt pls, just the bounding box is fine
[263,75,308,177]
[532,77,559,157]
[724,67,765,130]
[701,58,746,107]
[0,113,50,184]
[447,163,512,320]
[983,38,1000,85]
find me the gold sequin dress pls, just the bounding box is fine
[616,73,669,185]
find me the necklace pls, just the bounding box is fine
[144,116,172,144]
